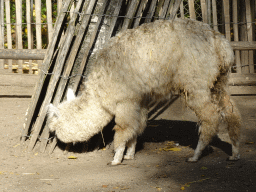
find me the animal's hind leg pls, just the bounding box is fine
[124,136,137,160]
[186,92,221,162]
[220,94,241,161]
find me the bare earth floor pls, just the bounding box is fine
[0,96,256,192]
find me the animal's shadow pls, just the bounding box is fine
[57,118,232,159]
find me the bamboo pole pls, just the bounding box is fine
[188,0,196,20]
[22,0,73,143]
[245,0,254,73]
[27,0,84,152]
[233,0,241,74]
[5,0,12,72]
[212,0,218,31]
[15,0,23,73]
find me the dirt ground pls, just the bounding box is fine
[1,95,256,192]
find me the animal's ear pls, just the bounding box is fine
[47,104,59,119]
[67,88,76,101]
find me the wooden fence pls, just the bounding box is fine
[0,0,256,75]
[8,0,253,154]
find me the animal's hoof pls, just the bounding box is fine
[108,161,122,166]
[186,157,198,163]
[123,155,134,160]
[227,154,240,161]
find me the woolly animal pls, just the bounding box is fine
[48,18,241,165]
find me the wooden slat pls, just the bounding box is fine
[240,2,249,74]
[212,0,218,31]
[26,0,33,74]
[0,0,4,69]
[160,0,171,19]
[245,0,254,73]
[179,0,184,19]
[0,49,46,60]
[46,0,54,44]
[35,0,42,72]
[232,0,241,74]
[200,0,207,23]
[229,73,256,86]
[5,0,12,72]
[45,0,98,154]
[27,0,84,152]
[58,0,63,14]
[106,0,124,39]
[223,0,231,41]
[188,0,196,20]
[207,0,211,24]
[145,0,158,23]
[15,0,23,73]
[231,41,256,50]
[134,0,147,27]
[168,0,182,20]
[166,0,175,19]
[154,0,164,21]
[22,0,73,143]
[121,0,140,30]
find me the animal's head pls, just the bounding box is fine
[47,88,76,132]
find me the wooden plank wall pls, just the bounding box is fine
[0,0,255,74]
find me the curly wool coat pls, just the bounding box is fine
[48,18,241,165]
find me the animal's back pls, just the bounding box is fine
[87,18,234,103]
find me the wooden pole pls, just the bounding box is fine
[15,0,23,73]
[200,0,208,23]
[121,0,140,30]
[233,0,242,73]
[5,0,12,72]
[212,0,218,31]
[106,0,124,39]
[168,0,183,20]
[134,0,147,27]
[188,0,196,20]
[145,0,158,23]
[46,0,53,44]
[245,0,254,73]
[26,0,33,74]
[0,0,5,70]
